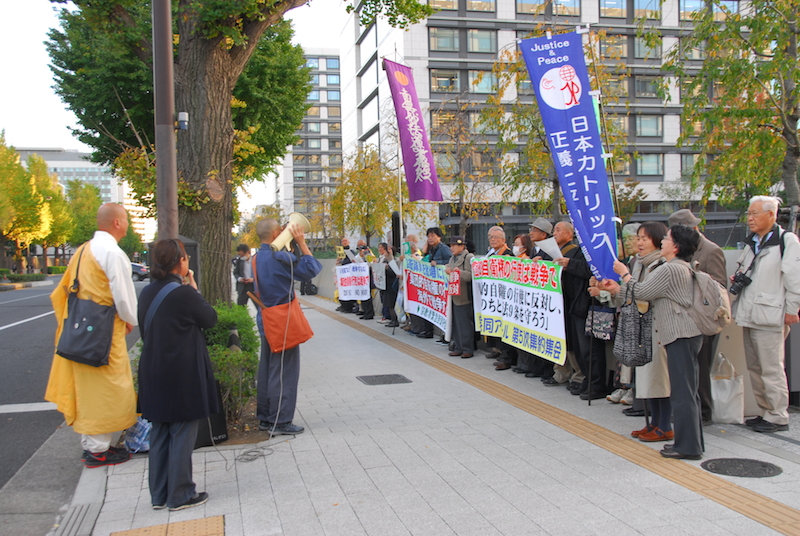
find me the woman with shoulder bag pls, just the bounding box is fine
[137,239,219,510]
[601,225,704,459]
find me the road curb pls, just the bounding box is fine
[0,280,55,292]
[51,467,106,536]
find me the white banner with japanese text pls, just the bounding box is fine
[403,257,449,332]
[472,257,567,365]
[336,264,370,301]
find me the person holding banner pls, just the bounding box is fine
[335,238,356,313]
[486,226,518,371]
[601,225,704,460]
[356,245,376,320]
[445,236,475,358]
[416,228,452,339]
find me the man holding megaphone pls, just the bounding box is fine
[251,218,322,436]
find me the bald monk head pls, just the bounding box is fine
[96,203,129,243]
[256,219,281,244]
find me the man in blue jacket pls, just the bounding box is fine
[254,219,322,435]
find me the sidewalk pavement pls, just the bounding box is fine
[56,296,800,536]
[0,278,55,292]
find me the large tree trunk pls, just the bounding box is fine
[175,39,239,305]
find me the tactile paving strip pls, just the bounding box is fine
[308,300,800,536]
[110,515,225,536]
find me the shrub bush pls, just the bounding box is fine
[6,274,46,282]
[0,269,9,277]
[206,303,260,422]
[47,266,68,274]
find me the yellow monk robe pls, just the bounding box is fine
[45,244,137,435]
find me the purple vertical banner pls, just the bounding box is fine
[383,59,443,202]
[518,32,617,281]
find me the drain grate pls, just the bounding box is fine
[357,374,412,385]
[701,458,782,478]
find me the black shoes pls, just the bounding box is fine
[580,391,607,401]
[259,421,305,435]
[752,421,789,433]
[659,445,701,460]
[542,377,563,386]
[622,408,646,417]
[361,315,374,320]
[84,447,131,468]
[744,416,763,427]
[385,322,400,327]
[416,332,433,338]
[169,492,209,511]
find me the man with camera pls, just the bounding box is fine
[731,196,800,433]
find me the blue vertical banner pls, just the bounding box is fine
[519,32,617,281]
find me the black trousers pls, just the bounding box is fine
[570,314,606,393]
[697,334,719,423]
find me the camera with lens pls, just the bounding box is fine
[729,272,752,296]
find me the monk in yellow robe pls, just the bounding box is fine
[46,203,138,467]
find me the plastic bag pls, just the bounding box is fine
[124,416,151,453]
[710,352,744,424]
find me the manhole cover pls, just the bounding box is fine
[701,458,782,478]
[356,374,412,386]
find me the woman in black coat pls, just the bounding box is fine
[137,239,218,511]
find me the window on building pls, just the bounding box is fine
[681,153,702,177]
[680,0,704,20]
[294,155,306,165]
[634,37,661,59]
[634,76,660,98]
[600,0,626,17]
[307,106,320,116]
[430,0,457,8]
[308,170,322,181]
[307,122,321,132]
[431,111,456,129]
[330,139,342,149]
[329,154,342,166]
[310,74,319,85]
[327,74,340,85]
[553,0,580,16]
[306,58,319,69]
[469,112,498,134]
[326,58,339,69]
[294,139,306,149]
[714,0,738,20]
[471,152,497,174]
[307,139,321,149]
[600,35,627,59]
[308,154,321,165]
[308,90,320,101]
[516,0,546,14]
[636,154,663,175]
[431,69,460,92]
[328,90,341,101]
[635,115,663,137]
[469,70,496,93]
[468,30,496,53]
[434,152,458,174]
[605,76,629,97]
[518,77,533,94]
[329,170,342,181]
[634,0,660,19]
[467,0,495,11]
[294,171,306,181]
[685,120,703,137]
[606,115,629,136]
[430,28,460,52]
[327,106,341,117]
[329,122,341,133]
[682,39,706,60]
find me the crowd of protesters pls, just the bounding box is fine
[333,195,800,461]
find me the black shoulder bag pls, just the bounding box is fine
[56,245,118,367]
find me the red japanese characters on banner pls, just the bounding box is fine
[448,269,461,296]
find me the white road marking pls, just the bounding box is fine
[0,311,55,331]
[0,402,58,414]
[0,293,50,305]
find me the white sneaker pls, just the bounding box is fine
[620,389,634,406]
[606,388,625,403]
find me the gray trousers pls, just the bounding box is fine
[148,420,199,508]
[257,341,300,425]
[666,336,704,456]
[451,302,475,354]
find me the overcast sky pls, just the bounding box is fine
[0,0,348,210]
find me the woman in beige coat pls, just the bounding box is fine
[611,222,671,442]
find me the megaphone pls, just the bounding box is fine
[270,212,311,252]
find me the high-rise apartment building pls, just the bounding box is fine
[278,49,343,217]
[339,0,742,250]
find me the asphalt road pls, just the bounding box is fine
[0,280,144,489]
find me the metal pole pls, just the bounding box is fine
[152,0,179,239]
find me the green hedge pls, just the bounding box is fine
[47,266,68,274]
[6,274,46,282]
[0,269,9,277]
[205,302,260,422]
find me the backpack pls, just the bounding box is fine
[686,262,732,336]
